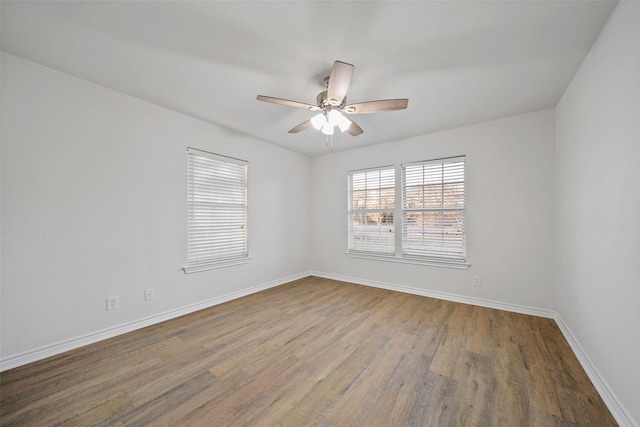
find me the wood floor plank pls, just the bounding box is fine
[0,276,617,426]
[207,311,323,378]
[428,302,474,381]
[89,371,216,426]
[326,331,416,426]
[493,310,538,425]
[464,306,495,356]
[276,332,391,426]
[185,355,308,426]
[63,394,135,427]
[404,371,458,426]
[523,328,572,421]
[170,369,253,426]
[450,351,496,425]
[363,387,415,427]
[387,325,444,393]
[239,341,362,427]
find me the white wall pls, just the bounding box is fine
[0,53,311,362]
[555,2,640,425]
[310,109,556,312]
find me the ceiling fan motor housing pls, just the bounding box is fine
[316,91,346,110]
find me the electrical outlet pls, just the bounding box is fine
[106,296,118,311]
[144,289,154,301]
[473,276,481,287]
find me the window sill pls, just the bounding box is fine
[345,252,470,270]
[183,256,252,274]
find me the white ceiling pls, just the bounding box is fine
[1,1,617,157]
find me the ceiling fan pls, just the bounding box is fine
[257,60,408,137]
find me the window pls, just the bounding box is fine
[347,156,467,268]
[402,157,466,262]
[184,148,248,273]
[348,167,395,255]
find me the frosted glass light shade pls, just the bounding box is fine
[328,109,351,132]
[337,116,351,132]
[321,123,334,135]
[327,109,341,126]
[310,113,326,130]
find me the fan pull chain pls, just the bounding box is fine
[326,134,333,150]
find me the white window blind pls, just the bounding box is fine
[402,156,466,262]
[348,167,395,255]
[185,148,248,273]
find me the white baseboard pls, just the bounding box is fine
[554,314,638,427]
[0,271,311,372]
[310,271,555,318]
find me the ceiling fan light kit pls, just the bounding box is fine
[311,110,352,134]
[257,60,408,140]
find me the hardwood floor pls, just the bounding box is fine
[0,276,617,426]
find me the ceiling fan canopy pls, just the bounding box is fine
[257,61,408,137]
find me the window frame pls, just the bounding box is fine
[183,147,250,274]
[346,156,469,270]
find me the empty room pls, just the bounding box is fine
[1,1,638,426]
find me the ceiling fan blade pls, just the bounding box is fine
[346,119,364,136]
[344,99,409,114]
[257,95,320,111]
[288,120,312,134]
[326,61,354,106]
